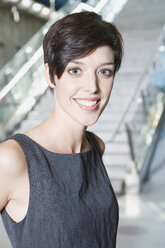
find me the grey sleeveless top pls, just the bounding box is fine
[1,131,119,248]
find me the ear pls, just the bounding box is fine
[44,63,56,89]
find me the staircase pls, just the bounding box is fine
[13,0,165,194]
[88,0,165,193]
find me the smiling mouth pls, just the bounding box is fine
[75,99,98,106]
[74,98,101,110]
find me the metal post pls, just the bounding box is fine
[125,122,135,162]
[50,0,56,11]
[141,90,148,116]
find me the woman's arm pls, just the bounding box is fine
[0,140,25,212]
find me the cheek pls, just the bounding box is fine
[62,81,80,98]
[56,80,80,102]
[102,81,114,97]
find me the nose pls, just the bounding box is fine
[85,72,99,93]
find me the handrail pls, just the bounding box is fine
[122,24,165,173]
[141,104,165,182]
[0,47,42,101]
[137,97,165,172]
[94,0,108,13]
[106,0,128,21]
[72,0,109,13]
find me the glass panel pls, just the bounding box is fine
[0,54,45,130]
[127,33,165,172]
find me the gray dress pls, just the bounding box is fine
[1,131,119,248]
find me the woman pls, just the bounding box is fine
[0,11,123,248]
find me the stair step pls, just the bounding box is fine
[105,166,126,179]
[103,153,130,167]
[109,178,124,195]
[105,142,130,155]
[88,122,126,133]
[92,131,128,143]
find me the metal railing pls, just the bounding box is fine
[0,12,63,135]
[124,24,165,173]
[109,24,165,143]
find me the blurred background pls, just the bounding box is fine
[0,0,165,247]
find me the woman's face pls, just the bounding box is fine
[50,45,115,127]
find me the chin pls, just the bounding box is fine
[79,116,100,127]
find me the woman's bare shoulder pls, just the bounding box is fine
[0,139,26,174]
[0,139,26,211]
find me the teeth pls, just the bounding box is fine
[76,99,97,107]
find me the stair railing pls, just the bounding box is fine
[123,25,165,174]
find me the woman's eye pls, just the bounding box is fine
[68,68,81,75]
[98,69,113,76]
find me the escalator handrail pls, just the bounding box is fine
[0,47,43,101]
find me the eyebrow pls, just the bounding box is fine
[69,61,115,66]
[99,62,115,66]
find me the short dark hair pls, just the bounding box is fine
[43,11,123,85]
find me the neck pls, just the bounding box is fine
[38,111,89,154]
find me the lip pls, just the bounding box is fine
[73,97,101,111]
[75,97,100,101]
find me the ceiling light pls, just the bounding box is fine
[31,3,42,12]
[19,0,32,9]
[159,45,165,52]
[40,7,50,17]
